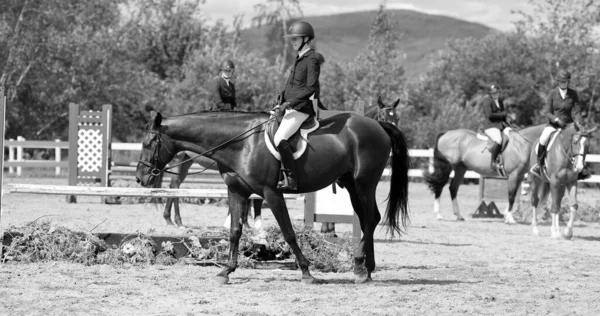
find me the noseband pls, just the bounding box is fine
[137,130,173,178]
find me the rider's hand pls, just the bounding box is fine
[271,105,282,116]
[273,92,283,107]
[280,101,291,110]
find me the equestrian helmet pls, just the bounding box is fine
[556,69,571,81]
[283,21,315,41]
[220,59,235,70]
[488,84,501,94]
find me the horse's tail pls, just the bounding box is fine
[423,133,452,197]
[378,121,410,237]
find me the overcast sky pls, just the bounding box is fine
[201,0,533,31]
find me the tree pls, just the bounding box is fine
[343,4,405,108]
[0,0,124,139]
[252,0,302,70]
[514,0,600,124]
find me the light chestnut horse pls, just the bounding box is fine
[528,123,597,239]
[424,125,545,222]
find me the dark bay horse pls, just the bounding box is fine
[424,125,545,222]
[528,123,596,239]
[136,110,410,284]
[364,96,400,126]
[161,152,265,230]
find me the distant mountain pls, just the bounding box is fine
[242,9,493,76]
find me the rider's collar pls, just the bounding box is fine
[297,47,311,58]
[221,74,231,84]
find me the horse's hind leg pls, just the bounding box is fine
[448,164,467,221]
[171,154,194,228]
[529,180,549,236]
[252,199,264,231]
[563,184,578,240]
[344,178,380,283]
[163,198,176,226]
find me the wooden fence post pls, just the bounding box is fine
[16,136,24,176]
[0,86,6,260]
[55,139,62,176]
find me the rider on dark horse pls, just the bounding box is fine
[480,83,509,171]
[272,21,320,190]
[530,69,592,180]
[210,59,237,110]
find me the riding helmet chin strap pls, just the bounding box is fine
[297,37,309,52]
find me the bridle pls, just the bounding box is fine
[560,131,588,167]
[376,107,396,125]
[137,130,175,178]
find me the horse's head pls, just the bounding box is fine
[375,96,400,126]
[569,124,597,173]
[135,112,178,187]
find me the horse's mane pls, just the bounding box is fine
[507,124,545,157]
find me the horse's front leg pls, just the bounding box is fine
[448,165,466,221]
[563,184,578,240]
[263,187,315,284]
[213,188,249,284]
[549,182,566,239]
[504,174,522,224]
[530,181,548,236]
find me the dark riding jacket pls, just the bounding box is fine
[544,87,581,128]
[210,76,236,110]
[480,95,508,130]
[281,49,320,116]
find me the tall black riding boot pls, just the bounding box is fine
[530,143,546,177]
[277,140,297,190]
[489,142,501,170]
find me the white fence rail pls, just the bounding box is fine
[4,140,600,183]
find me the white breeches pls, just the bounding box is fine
[484,128,502,144]
[539,126,557,146]
[274,109,309,146]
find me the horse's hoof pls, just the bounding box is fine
[457,217,465,222]
[213,275,229,285]
[355,275,372,284]
[436,216,443,221]
[301,276,317,285]
[177,225,187,230]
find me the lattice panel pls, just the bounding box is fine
[77,129,103,172]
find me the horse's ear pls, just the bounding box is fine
[393,99,400,108]
[377,96,385,108]
[151,111,162,128]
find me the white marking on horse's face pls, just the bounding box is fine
[574,137,587,172]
